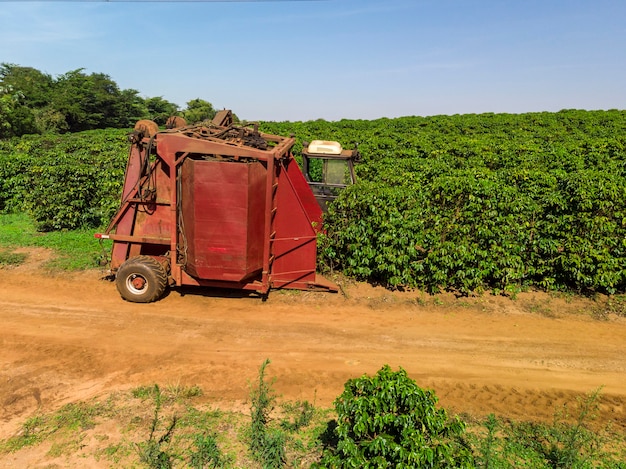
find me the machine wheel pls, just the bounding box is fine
[115,256,168,303]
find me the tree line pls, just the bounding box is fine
[0,63,218,138]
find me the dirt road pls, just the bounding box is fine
[1,262,625,440]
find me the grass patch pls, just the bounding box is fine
[0,212,106,270]
[469,388,626,468]
[0,400,112,453]
[0,248,27,267]
[592,294,626,320]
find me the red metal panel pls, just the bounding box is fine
[284,158,324,231]
[109,145,143,269]
[182,159,266,282]
[269,159,319,287]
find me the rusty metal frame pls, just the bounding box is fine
[96,122,336,296]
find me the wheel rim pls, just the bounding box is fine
[126,273,148,295]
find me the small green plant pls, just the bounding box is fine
[166,382,203,401]
[0,415,47,452]
[132,385,158,400]
[433,296,445,306]
[316,364,473,468]
[508,388,606,468]
[474,413,499,468]
[280,400,315,432]
[0,400,109,454]
[135,384,178,469]
[0,248,27,267]
[600,294,626,318]
[526,299,555,318]
[189,433,230,469]
[248,359,286,469]
[469,387,626,468]
[97,442,132,465]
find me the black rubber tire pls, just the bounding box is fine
[115,256,168,303]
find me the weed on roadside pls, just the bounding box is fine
[246,359,327,468]
[0,400,112,454]
[135,385,178,468]
[525,299,556,318]
[470,387,626,468]
[592,294,626,320]
[248,359,285,468]
[0,248,27,267]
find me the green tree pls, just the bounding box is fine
[0,85,20,138]
[51,69,131,132]
[0,86,44,137]
[0,64,151,134]
[119,89,150,126]
[0,63,53,108]
[183,98,216,124]
[32,107,69,134]
[1,64,54,136]
[144,96,179,126]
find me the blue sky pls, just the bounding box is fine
[1,0,625,121]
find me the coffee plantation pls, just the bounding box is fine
[2,109,626,293]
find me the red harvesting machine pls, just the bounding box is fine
[96,114,338,303]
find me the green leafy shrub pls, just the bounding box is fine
[0,129,128,230]
[316,365,473,468]
[312,110,626,294]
